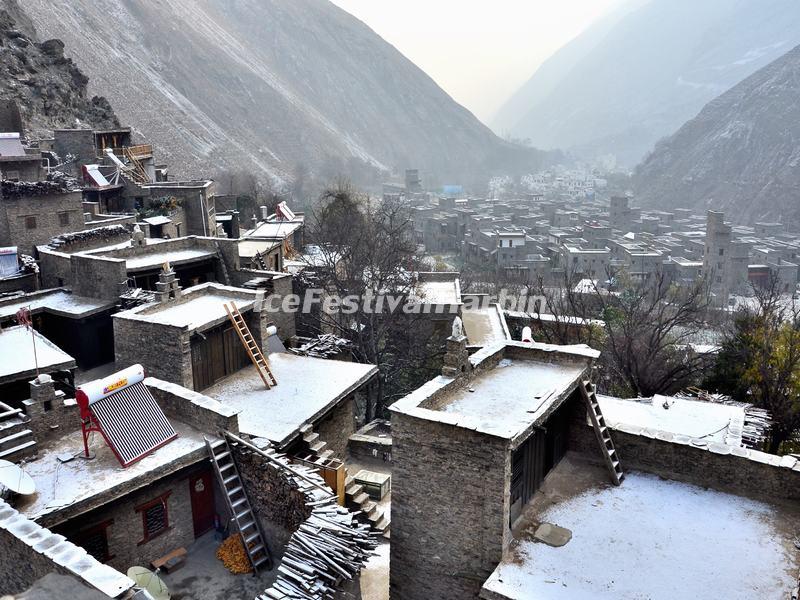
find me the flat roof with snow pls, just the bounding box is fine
[598,394,747,447]
[119,248,216,273]
[481,458,800,600]
[462,305,510,348]
[114,283,256,334]
[204,354,377,447]
[0,290,114,321]
[0,326,76,384]
[391,342,597,442]
[15,417,207,525]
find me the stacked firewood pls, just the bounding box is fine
[241,444,377,599]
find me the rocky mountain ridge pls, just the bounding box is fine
[633,44,800,227]
[0,0,118,139]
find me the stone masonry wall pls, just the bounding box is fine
[71,253,127,301]
[113,316,191,387]
[233,445,312,556]
[314,395,355,460]
[145,377,239,435]
[51,466,198,573]
[567,404,800,502]
[0,191,84,255]
[390,411,510,600]
[38,248,72,289]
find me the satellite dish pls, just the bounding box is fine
[0,459,35,495]
[127,567,170,600]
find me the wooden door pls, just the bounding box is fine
[189,470,215,538]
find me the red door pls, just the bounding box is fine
[189,470,215,538]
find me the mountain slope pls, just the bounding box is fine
[632,45,800,227]
[0,0,118,138]
[13,0,544,186]
[495,0,800,166]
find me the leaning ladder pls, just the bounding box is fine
[205,437,273,574]
[579,380,624,485]
[224,302,277,389]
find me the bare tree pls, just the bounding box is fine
[594,270,713,397]
[299,181,446,417]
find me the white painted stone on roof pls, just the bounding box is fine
[0,500,135,597]
[0,326,75,380]
[483,472,800,600]
[204,354,377,446]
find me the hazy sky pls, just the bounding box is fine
[330,0,622,124]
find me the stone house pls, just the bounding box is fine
[0,185,84,255]
[389,338,800,600]
[0,363,376,598]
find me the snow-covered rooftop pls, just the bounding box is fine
[15,419,207,524]
[120,248,216,272]
[391,342,597,441]
[482,459,800,600]
[0,326,76,383]
[114,283,257,333]
[204,354,377,447]
[245,219,303,240]
[598,394,746,447]
[0,290,114,320]
[438,358,586,438]
[414,280,461,305]
[462,305,510,348]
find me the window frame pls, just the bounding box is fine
[24,215,37,230]
[135,491,172,545]
[58,211,70,226]
[74,519,115,563]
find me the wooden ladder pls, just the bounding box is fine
[224,302,277,389]
[579,380,624,485]
[205,437,272,574]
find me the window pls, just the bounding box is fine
[719,248,724,256]
[136,492,171,544]
[4,169,20,182]
[24,216,37,230]
[58,211,70,226]
[74,520,114,563]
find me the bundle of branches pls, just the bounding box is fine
[48,224,129,249]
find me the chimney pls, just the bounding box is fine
[442,316,470,378]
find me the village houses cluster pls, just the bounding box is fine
[0,103,798,600]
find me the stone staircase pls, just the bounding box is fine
[344,474,390,538]
[300,423,335,464]
[299,423,390,537]
[0,402,37,463]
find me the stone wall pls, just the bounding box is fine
[22,377,81,444]
[70,253,127,301]
[314,395,355,460]
[233,445,312,555]
[51,465,199,573]
[567,405,800,503]
[0,501,134,598]
[0,191,84,255]
[229,269,296,340]
[390,411,510,600]
[38,248,72,289]
[113,316,191,387]
[145,377,239,435]
[0,271,37,293]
